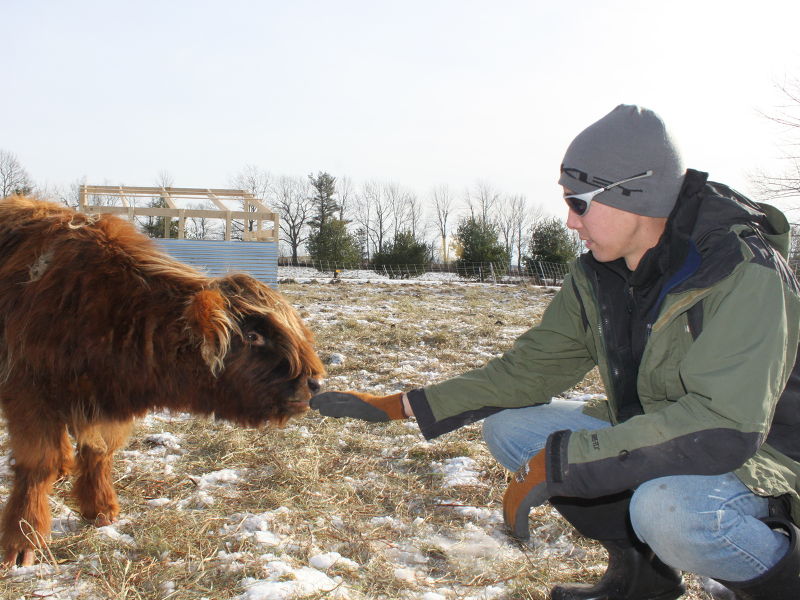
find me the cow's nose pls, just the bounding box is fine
[308,378,321,394]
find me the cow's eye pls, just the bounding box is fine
[246,331,266,346]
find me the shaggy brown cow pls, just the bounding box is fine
[0,195,325,566]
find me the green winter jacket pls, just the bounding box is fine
[407,170,800,522]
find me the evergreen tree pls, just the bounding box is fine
[306,219,361,268]
[372,231,433,279]
[454,217,509,280]
[141,196,178,238]
[308,171,340,228]
[525,217,579,265]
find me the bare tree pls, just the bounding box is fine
[464,180,500,225]
[493,194,537,269]
[354,182,373,261]
[514,197,541,270]
[274,175,313,264]
[431,185,455,262]
[186,203,220,240]
[356,180,392,257]
[230,164,271,200]
[337,175,354,221]
[83,179,123,207]
[155,169,174,189]
[49,177,87,208]
[496,195,517,264]
[752,79,800,208]
[384,181,416,238]
[0,150,33,197]
[406,192,424,239]
[31,182,60,204]
[499,194,536,270]
[230,165,272,238]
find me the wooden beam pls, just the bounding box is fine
[206,190,229,212]
[161,187,177,209]
[272,213,280,242]
[118,186,129,208]
[81,206,270,220]
[78,184,278,243]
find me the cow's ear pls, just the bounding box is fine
[184,289,232,376]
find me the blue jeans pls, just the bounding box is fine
[482,401,790,581]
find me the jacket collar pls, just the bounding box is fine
[580,167,785,299]
[581,170,707,289]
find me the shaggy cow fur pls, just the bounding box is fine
[0,196,325,566]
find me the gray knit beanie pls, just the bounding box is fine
[558,105,685,217]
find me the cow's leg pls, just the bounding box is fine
[1,419,70,567]
[73,420,134,526]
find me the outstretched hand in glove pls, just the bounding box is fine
[310,391,410,422]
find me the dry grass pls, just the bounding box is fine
[0,281,711,599]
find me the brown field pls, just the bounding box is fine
[0,281,712,599]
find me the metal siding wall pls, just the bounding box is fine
[154,240,278,286]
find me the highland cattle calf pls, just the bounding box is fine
[0,196,325,566]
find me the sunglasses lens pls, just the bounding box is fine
[565,196,588,216]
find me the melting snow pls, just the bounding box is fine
[97,520,136,547]
[432,456,485,487]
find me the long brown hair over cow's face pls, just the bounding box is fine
[0,195,325,566]
[186,273,325,426]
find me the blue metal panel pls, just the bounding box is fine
[153,240,278,287]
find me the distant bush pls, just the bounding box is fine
[454,218,509,280]
[371,232,433,278]
[525,217,580,266]
[306,219,361,268]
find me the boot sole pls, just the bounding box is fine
[651,587,686,600]
[550,583,685,600]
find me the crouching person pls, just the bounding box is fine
[312,105,800,599]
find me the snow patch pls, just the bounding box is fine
[97,520,136,547]
[431,456,485,487]
[236,561,350,599]
[309,551,359,571]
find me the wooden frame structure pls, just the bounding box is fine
[78,185,279,243]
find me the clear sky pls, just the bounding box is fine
[4,0,800,218]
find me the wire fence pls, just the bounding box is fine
[280,257,800,287]
[278,259,571,286]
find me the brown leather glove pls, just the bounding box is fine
[503,449,551,540]
[309,391,407,421]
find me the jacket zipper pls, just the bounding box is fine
[582,264,626,423]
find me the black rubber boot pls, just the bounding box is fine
[549,538,685,600]
[549,495,685,600]
[715,517,800,600]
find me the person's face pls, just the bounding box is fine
[564,187,657,270]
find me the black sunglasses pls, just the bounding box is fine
[564,170,653,216]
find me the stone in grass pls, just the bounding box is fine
[327,353,346,366]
